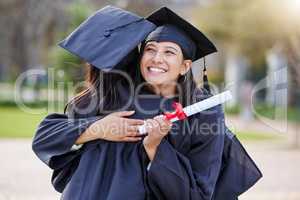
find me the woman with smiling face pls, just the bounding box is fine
[32,6,262,200]
[139,40,193,161]
[140,41,192,96]
[65,21,227,199]
[73,40,188,163]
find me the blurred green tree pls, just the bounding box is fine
[48,1,94,83]
[193,0,300,147]
[193,0,300,106]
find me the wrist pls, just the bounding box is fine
[143,139,162,161]
[87,121,104,140]
[143,144,157,161]
[143,138,160,150]
[143,142,157,152]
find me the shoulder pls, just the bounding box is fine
[188,88,225,130]
[191,87,212,103]
[65,96,98,119]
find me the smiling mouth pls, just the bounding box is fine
[147,66,167,73]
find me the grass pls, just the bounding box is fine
[0,105,285,141]
[235,131,279,141]
[225,104,300,122]
[0,106,49,138]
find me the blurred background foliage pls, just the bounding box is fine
[0,0,299,143]
[1,2,299,199]
[48,1,93,82]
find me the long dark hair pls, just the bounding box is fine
[64,47,200,117]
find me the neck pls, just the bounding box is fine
[147,83,177,98]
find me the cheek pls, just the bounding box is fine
[169,68,182,79]
[166,58,183,74]
[140,55,150,79]
[140,55,149,75]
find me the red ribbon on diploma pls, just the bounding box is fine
[164,102,187,121]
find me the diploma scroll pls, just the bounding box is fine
[138,90,232,134]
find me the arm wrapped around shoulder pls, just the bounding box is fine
[32,113,99,169]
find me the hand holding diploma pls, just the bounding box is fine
[139,91,232,134]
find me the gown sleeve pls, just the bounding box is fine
[146,105,225,200]
[32,113,100,170]
[32,113,101,192]
[212,127,262,200]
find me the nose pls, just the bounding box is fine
[152,51,164,64]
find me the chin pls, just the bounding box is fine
[146,79,165,86]
[148,79,179,88]
[142,73,176,86]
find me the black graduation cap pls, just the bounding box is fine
[144,7,217,92]
[58,5,156,71]
[145,7,217,61]
[59,5,216,91]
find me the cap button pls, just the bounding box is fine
[104,30,111,37]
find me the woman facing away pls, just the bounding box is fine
[32,6,262,200]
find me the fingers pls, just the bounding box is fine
[123,136,143,142]
[122,126,143,141]
[153,115,170,123]
[145,119,159,128]
[154,115,172,128]
[124,118,145,125]
[111,110,135,117]
[110,111,144,125]
[145,119,160,133]
[126,125,139,132]
[125,126,141,137]
[145,116,172,136]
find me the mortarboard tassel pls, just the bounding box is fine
[203,57,211,93]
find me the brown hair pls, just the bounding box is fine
[64,48,199,117]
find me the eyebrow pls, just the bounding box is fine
[165,46,178,52]
[145,43,156,48]
[145,43,179,52]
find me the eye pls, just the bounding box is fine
[165,50,175,55]
[145,47,156,53]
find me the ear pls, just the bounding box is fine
[180,60,192,75]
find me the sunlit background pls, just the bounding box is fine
[0,0,299,199]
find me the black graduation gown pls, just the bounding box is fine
[32,84,261,200]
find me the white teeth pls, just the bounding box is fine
[148,67,166,73]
